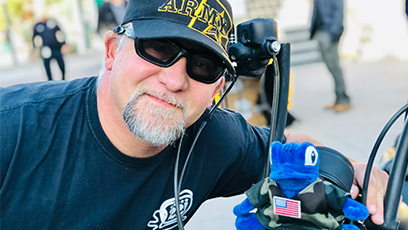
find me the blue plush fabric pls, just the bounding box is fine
[269,141,320,198]
[233,141,369,230]
[233,199,265,230]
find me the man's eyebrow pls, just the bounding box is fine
[173,39,205,51]
[175,40,220,59]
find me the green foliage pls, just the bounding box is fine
[1,0,28,32]
[0,7,5,33]
[3,0,23,23]
[1,0,65,31]
[45,0,65,5]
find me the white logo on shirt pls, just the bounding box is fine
[147,189,193,230]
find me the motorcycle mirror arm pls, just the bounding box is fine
[365,104,408,230]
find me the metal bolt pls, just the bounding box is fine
[270,41,281,53]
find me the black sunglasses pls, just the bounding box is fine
[118,27,227,84]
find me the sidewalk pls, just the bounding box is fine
[0,51,104,87]
[289,58,407,163]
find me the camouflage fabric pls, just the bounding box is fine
[245,177,349,230]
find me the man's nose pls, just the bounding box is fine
[158,57,189,92]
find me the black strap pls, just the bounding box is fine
[317,146,354,192]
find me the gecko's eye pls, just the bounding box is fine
[305,146,318,166]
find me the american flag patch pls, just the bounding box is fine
[273,196,301,218]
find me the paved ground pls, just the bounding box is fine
[0,51,104,87]
[1,52,407,229]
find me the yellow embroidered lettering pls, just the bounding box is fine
[201,4,219,27]
[179,0,198,16]
[156,0,232,48]
[158,0,178,13]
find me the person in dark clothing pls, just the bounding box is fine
[310,0,351,112]
[97,0,127,38]
[32,12,68,81]
[1,0,389,229]
[406,0,408,21]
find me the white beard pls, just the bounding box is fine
[122,88,187,147]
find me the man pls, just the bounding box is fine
[406,0,408,21]
[310,0,351,112]
[1,0,388,229]
[32,11,69,81]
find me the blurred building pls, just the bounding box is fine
[230,0,408,63]
[245,0,281,19]
[1,0,407,69]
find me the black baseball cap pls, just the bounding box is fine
[122,0,235,75]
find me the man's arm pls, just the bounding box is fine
[284,130,323,146]
[329,0,344,42]
[350,162,388,225]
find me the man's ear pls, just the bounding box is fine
[104,31,119,71]
[207,77,226,108]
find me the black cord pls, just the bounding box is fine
[361,103,408,205]
[173,77,238,230]
[174,133,185,230]
[179,77,238,188]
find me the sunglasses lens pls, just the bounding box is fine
[188,55,224,83]
[140,39,180,65]
[138,38,225,84]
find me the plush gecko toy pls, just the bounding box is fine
[233,141,369,230]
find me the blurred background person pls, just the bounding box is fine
[97,0,127,38]
[310,0,351,113]
[32,11,69,81]
[406,0,408,21]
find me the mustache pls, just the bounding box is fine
[122,88,187,146]
[131,88,187,111]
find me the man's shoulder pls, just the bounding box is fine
[212,108,267,131]
[33,22,45,32]
[0,77,97,111]
[214,107,247,121]
[196,107,269,140]
[205,108,248,128]
[33,22,45,28]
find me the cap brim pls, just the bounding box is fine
[131,19,235,76]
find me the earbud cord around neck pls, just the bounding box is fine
[173,76,238,230]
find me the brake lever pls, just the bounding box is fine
[263,43,291,179]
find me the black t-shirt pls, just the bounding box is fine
[0,77,269,229]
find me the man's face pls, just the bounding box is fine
[104,34,224,146]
